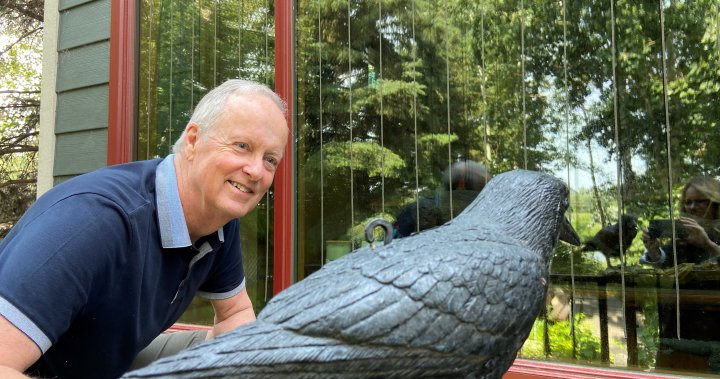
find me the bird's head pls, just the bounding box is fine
[453,169,579,260]
[621,214,639,232]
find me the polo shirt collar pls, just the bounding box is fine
[155,154,224,248]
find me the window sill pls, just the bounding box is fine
[506,359,691,379]
[166,323,211,332]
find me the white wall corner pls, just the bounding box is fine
[37,0,59,197]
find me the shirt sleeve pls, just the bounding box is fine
[197,219,245,300]
[0,194,131,352]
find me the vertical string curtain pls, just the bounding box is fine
[296,0,720,370]
[137,0,276,306]
[135,0,720,371]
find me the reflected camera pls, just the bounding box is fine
[648,219,687,239]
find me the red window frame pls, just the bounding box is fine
[107,1,671,377]
[273,0,295,295]
[107,0,135,165]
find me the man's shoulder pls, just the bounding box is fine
[51,159,161,197]
[76,159,162,186]
[44,159,163,211]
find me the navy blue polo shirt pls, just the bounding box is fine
[0,155,246,379]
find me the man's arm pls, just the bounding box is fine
[0,315,40,378]
[206,287,256,340]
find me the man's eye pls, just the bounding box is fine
[236,143,249,150]
[265,157,279,167]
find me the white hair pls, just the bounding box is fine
[172,79,287,153]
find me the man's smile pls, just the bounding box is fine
[228,180,253,193]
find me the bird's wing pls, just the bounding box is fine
[124,229,545,378]
[584,223,620,254]
[260,227,547,357]
[123,321,503,379]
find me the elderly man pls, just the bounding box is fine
[0,79,289,378]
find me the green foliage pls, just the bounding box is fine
[551,245,606,275]
[520,312,603,363]
[304,141,406,178]
[0,1,42,238]
[637,300,659,369]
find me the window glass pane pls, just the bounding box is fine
[296,0,720,376]
[137,0,276,323]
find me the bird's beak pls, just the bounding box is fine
[558,217,581,246]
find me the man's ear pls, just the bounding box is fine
[183,123,201,159]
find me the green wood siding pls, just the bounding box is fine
[58,0,110,50]
[53,129,108,176]
[56,85,109,134]
[59,0,97,12]
[54,0,110,180]
[56,42,109,92]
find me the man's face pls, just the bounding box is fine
[184,93,288,221]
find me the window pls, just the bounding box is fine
[294,0,720,376]
[137,0,276,321]
[137,0,720,375]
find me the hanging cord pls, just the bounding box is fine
[263,0,272,302]
[264,0,270,83]
[658,0,681,340]
[462,19,469,166]
[379,0,385,214]
[481,10,489,176]
[168,0,175,155]
[561,0,578,345]
[318,0,325,265]
[445,0,453,219]
[520,0,527,170]
[610,0,629,344]
[348,0,355,249]
[717,0,720,56]
[238,0,244,76]
[412,0,420,235]
[190,0,195,114]
[213,0,217,87]
[144,0,154,159]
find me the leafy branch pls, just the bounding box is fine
[0,26,42,57]
[0,90,41,95]
[0,0,44,22]
[0,178,36,189]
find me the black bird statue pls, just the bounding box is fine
[581,214,639,268]
[124,170,580,379]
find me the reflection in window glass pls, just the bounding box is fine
[295,0,720,376]
[137,0,276,323]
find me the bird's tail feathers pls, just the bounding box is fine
[124,321,496,379]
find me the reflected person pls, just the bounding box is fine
[393,161,489,238]
[641,176,720,266]
[640,175,720,373]
[0,79,289,379]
